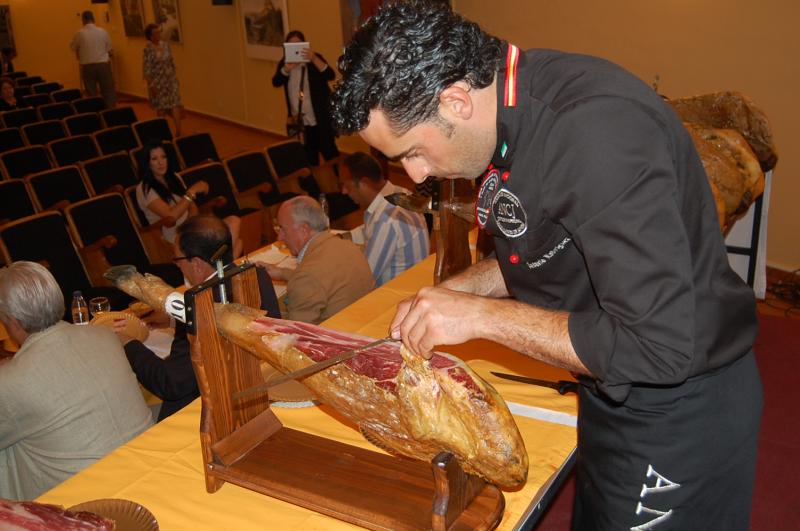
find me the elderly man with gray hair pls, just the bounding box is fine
[262,196,374,324]
[0,261,152,500]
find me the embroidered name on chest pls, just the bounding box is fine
[526,237,571,269]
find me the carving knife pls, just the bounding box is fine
[233,336,396,400]
[490,371,579,395]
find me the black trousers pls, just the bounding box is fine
[302,123,339,166]
[572,352,762,530]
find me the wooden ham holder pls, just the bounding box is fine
[184,263,505,530]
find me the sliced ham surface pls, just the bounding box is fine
[0,499,114,531]
[255,318,480,395]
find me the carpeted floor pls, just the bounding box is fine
[750,313,800,530]
[534,313,800,530]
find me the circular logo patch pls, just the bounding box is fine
[492,189,527,237]
[476,170,500,228]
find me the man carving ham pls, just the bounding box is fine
[331,2,762,528]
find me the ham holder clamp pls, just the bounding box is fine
[183,262,506,531]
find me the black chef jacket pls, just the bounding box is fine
[477,46,757,403]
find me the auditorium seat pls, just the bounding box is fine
[25,165,91,212]
[71,96,106,114]
[100,106,138,127]
[21,120,66,146]
[51,88,83,103]
[81,152,138,195]
[64,112,104,136]
[0,145,53,180]
[47,135,100,166]
[175,132,220,168]
[132,117,173,145]
[93,125,138,155]
[38,101,75,121]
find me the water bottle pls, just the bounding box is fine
[71,290,90,325]
[318,193,330,224]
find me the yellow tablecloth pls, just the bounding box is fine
[38,255,577,530]
[0,321,18,354]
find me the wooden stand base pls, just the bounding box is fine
[208,408,503,530]
[187,264,504,530]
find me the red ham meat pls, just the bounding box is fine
[0,499,114,531]
[217,304,529,489]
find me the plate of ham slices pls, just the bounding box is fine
[1,498,157,530]
[68,499,158,530]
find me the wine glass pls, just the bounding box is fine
[89,296,110,318]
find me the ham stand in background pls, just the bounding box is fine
[183,263,506,530]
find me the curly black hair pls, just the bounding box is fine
[331,0,504,135]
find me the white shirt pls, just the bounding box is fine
[286,65,318,127]
[70,23,112,64]
[135,181,190,244]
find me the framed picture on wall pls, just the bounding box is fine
[340,0,378,47]
[340,0,451,48]
[121,0,146,38]
[152,0,182,43]
[241,0,288,61]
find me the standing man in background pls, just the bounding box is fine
[70,10,116,108]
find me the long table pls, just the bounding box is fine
[38,255,577,530]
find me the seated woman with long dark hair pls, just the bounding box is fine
[135,141,242,257]
[0,77,18,111]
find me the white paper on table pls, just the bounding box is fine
[144,328,175,359]
[247,246,297,270]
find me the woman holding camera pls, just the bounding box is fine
[271,30,339,166]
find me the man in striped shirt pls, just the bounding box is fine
[340,152,430,286]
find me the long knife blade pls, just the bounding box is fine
[384,192,433,214]
[233,337,396,400]
[490,371,579,395]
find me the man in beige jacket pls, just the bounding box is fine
[0,262,152,500]
[264,196,373,324]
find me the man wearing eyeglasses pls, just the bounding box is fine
[261,196,373,324]
[115,215,280,421]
